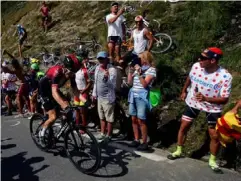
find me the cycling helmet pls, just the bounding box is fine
[31,63,39,71]
[63,56,74,71]
[37,71,45,80]
[30,58,40,64]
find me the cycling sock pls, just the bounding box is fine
[209,154,218,168]
[172,145,182,157]
[40,127,47,137]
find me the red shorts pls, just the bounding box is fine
[17,83,29,98]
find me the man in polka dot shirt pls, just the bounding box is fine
[167,47,232,173]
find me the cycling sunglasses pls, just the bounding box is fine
[199,54,211,61]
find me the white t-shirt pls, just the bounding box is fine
[75,69,88,91]
[1,72,17,91]
[106,14,126,38]
[185,62,232,113]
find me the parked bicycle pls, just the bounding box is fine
[64,37,102,58]
[29,105,101,174]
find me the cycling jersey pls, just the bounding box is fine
[68,54,82,73]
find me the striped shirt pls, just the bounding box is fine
[132,67,156,97]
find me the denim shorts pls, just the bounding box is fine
[129,97,148,120]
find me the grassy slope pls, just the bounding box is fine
[1,1,241,155]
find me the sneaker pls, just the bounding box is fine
[103,136,112,143]
[4,112,12,116]
[24,111,32,117]
[129,140,140,147]
[137,143,149,151]
[14,114,24,118]
[97,133,106,142]
[38,128,46,147]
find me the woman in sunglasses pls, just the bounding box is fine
[167,47,233,173]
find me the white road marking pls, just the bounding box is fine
[134,151,168,162]
[10,121,20,127]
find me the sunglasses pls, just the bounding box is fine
[199,54,211,61]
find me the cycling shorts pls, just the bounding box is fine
[108,36,122,46]
[182,106,221,126]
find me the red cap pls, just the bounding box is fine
[208,47,223,55]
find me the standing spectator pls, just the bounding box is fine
[167,47,232,173]
[75,55,92,131]
[16,24,27,58]
[40,1,50,32]
[2,50,31,118]
[106,2,126,65]
[92,51,117,142]
[130,15,154,55]
[127,51,156,151]
[1,61,17,116]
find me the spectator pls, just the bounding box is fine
[127,51,156,151]
[106,2,126,65]
[92,51,117,142]
[40,1,50,32]
[216,99,241,169]
[16,25,27,58]
[167,47,232,173]
[75,56,92,131]
[1,61,17,116]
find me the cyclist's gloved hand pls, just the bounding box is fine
[63,106,73,120]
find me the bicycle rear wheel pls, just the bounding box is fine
[64,126,101,174]
[151,33,172,54]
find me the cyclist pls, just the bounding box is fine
[1,50,31,118]
[106,2,126,65]
[38,55,90,146]
[1,61,17,116]
[167,47,232,173]
[40,1,50,32]
[16,24,27,58]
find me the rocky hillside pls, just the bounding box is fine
[1,1,241,164]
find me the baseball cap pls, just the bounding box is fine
[135,15,143,22]
[202,47,223,60]
[111,2,119,6]
[97,51,108,59]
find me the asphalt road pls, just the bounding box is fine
[1,114,241,181]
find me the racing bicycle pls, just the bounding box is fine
[29,105,101,174]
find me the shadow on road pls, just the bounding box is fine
[90,141,141,178]
[1,140,49,181]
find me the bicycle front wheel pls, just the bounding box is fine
[64,126,101,174]
[151,33,172,54]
